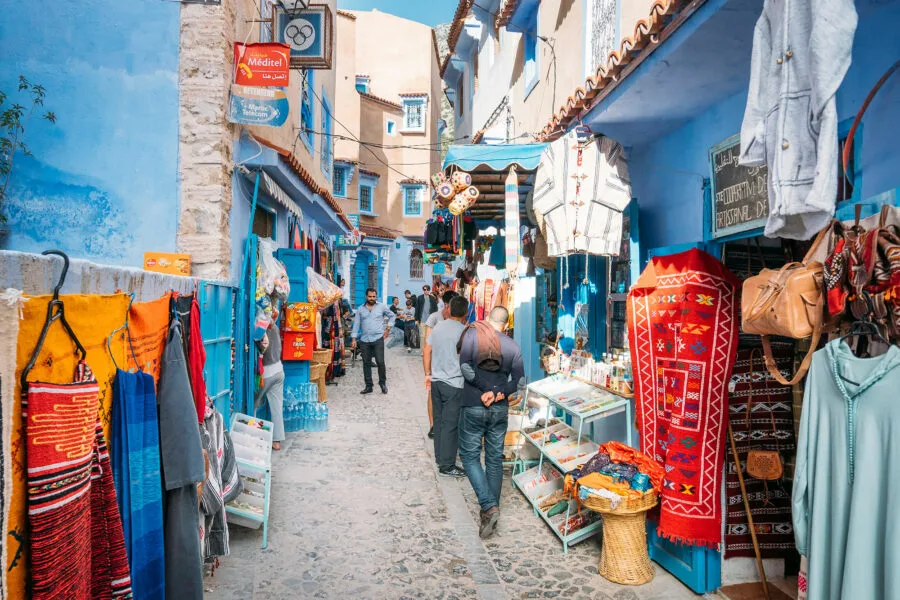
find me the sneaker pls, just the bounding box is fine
[360,387,373,394]
[427,427,435,439]
[438,466,466,478]
[479,506,500,539]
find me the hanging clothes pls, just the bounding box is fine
[25,364,132,600]
[112,369,165,599]
[0,297,22,600]
[128,292,172,384]
[793,340,900,600]
[199,406,242,563]
[158,321,206,600]
[532,132,632,257]
[187,297,207,423]
[322,301,345,380]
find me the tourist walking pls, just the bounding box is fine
[457,307,525,538]
[424,296,468,477]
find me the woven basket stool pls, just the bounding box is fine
[586,491,657,586]
[310,362,327,403]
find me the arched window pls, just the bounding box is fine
[409,249,424,280]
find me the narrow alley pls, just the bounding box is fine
[206,347,697,600]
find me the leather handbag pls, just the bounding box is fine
[744,350,784,481]
[741,225,831,385]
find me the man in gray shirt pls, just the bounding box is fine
[424,296,468,477]
[351,288,395,394]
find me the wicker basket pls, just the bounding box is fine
[596,511,655,585]
[312,349,332,364]
[581,489,658,515]
[309,362,328,403]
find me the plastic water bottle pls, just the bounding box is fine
[322,403,329,431]
[301,403,309,431]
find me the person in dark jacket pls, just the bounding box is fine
[458,306,525,539]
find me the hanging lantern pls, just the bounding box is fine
[451,171,472,191]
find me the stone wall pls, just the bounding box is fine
[178,1,236,280]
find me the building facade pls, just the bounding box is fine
[334,9,443,307]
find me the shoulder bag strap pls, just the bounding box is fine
[843,60,900,180]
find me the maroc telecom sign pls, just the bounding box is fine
[233,43,290,87]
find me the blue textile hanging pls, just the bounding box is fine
[112,369,165,600]
[489,235,506,269]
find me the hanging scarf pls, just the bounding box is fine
[627,248,740,547]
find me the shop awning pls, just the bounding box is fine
[443,143,546,172]
[442,143,547,224]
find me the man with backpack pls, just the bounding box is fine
[457,307,525,539]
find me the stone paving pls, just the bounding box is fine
[205,347,708,600]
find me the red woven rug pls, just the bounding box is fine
[628,248,740,547]
[25,379,132,599]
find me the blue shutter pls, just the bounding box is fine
[200,282,236,422]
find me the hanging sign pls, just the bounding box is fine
[282,331,315,361]
[233,43,290,87]
[228,85,289,127]
[274,4,334,69]
[709,134,769,238]
[144,252,191,276]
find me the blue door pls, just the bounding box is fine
[199,282,236,422]
[645,241,722,594]
[276,248,311,385]
[353,250,375,307]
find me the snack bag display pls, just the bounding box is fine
[284,302,317,333]
[307,267,342,309]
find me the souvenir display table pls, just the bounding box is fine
[511,374,634,552]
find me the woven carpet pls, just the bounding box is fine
[725,343,797,558]
[628,248,740,546]
[25,377,132,599]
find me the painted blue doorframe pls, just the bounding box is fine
[276,248,311,388]
[353,250,375,307]
[200,282,236,422]
[644,241,722,595]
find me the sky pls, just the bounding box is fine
[337,0,460,27]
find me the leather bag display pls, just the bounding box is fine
[741,226,831,385]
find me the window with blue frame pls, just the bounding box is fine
[402,97,426,132]
[355,75,370,94]
[523,8,539,96]
[333,166,347,197]
[359,185,373,213]
[300,70,314,150]
[402,185,423,216]
[320,90,333,179]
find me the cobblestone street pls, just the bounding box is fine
[205,347,706,600]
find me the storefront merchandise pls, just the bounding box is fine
[532,132,632,257]
[794,340,900,600]
[627,248,740,547]
[724,345,796,559]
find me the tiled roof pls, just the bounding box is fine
[539,0,694,140]
[334,158,359,165]
[360,224,399,240]
[446,0,475,56]
[358,168,381,178]
[398,91,429,98]
[359,91,403,111]
[336,9,356,19]
[250,134,353,231]
[495,0,521,28]
[399,178,427,185]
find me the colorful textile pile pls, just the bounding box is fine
[564,441,664,505]
[8,293,129,599]
[25,372,132,599]
[112,369,165,598]
[627,248,740,547]
[725,344,796,558]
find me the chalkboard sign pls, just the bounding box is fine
[709,134,769,238]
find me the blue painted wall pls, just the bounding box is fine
[386,237,433,303]
[0,0,181,265]
[629,1,900,252]
[230,172,292,283]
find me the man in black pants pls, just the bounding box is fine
[350,288,395,394]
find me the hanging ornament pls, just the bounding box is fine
[451,171,472,191]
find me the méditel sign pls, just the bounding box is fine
[709,134,769,238]
[233,43,290,87]
[273,4,334,69]
[228,85,289,127]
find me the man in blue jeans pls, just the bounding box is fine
[458,306,525,538]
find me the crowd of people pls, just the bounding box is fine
[349,281,526,538]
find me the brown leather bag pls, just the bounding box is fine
[741,226,831,385]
